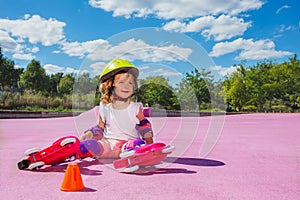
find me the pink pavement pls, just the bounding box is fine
[0,108,299,200]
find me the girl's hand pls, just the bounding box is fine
[143,132,154,144]
[79,131,93,141]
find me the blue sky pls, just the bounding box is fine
[0,0,299,84]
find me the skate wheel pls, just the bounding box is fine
[162,145,175,154]
[122,165,139,173]
[60,137,76,147]
[24,147,40,156]
[120,150,135,158]
[65,155,76,162]
[28,161,45,170]
[18,159,30,170]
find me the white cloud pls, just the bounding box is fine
[0,29,23,52]
[89,61,107,75]
[66,67,80,75]
[30,46,39,53]
[163,14,251,41]
[210,38,246,57]
[276,5,290,14]
[0,35,18,51]
[0,14,66,46]
[88,0,263,47]
[138,64,183,86]
[60,39,109,58]
[209,38,293,60]
[44,64,65,74]
[279,24,295,33]
[162,20,187,32]
[238,48,292,60]
[0,14,193,65]
[144,67,181,77]
[0,14,65,61]
[87,38,192,62]
[12,53,35,60]
[209,65,238,77]
[0,31,36,61]
[89,0,264,19]
[43,64,80,75]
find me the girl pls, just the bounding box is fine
[79,59,153,159]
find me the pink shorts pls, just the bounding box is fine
[98,138,127,158]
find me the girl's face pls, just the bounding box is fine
[113,73,135,99]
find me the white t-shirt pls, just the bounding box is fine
[99,102,142,140]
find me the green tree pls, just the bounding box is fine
[0,47,23,92]
[72,73,97,110]
[176,78,198,111]
[224,55,300,112]
[177,68,212,111]
[73,73,95,95]
[49,72,63,96]
[137,76,179,110]
[224,65,248,111]
[92,75,101,105]
[212,80,227,111]
[57,74,75,96]
[244,65,265,111]
[276,54,300,111]
[19,60,50,94]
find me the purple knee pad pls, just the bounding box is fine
[79,139,103,158]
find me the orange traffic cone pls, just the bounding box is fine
[60,163,85,191]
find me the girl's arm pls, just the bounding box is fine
[80,115,105,141]
[136,106,154,144]
[97,114,105,129]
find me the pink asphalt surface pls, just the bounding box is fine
[0,108,299,200]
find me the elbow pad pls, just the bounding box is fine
[136,118,153,137]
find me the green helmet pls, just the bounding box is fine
[100,59,139,83]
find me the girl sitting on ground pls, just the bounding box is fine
[79,59,153,159]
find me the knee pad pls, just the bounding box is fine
[79,139,103,158]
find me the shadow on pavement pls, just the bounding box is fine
[127,166,197,176]
[164,157,226,167]
[30,159,103,176]
[21,157,225,177]
[127,157,225,176]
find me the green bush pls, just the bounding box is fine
[242,105,257,112]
